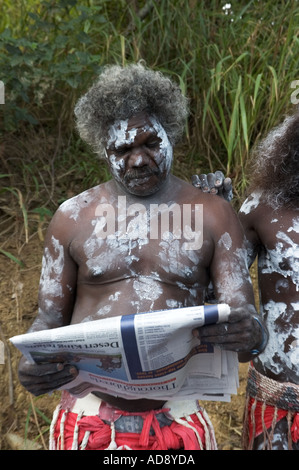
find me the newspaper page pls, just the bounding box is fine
[10,304,239,402]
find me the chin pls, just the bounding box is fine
[125,178,166,197]
[126,185,160,197]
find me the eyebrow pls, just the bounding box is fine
[109,128,160,149]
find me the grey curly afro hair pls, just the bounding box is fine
[248,108,299,209]
[74,63,189,157]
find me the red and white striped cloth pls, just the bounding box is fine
[49,392,217,450]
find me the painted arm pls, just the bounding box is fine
[193,200,268,362]
[238,194,262,268]
[18,209,79,396]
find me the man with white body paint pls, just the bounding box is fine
[18,64,266,450]
[194,111,299,450]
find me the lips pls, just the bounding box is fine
[124,168,159,182]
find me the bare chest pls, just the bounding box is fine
[70,216,210,288]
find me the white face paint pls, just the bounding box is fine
[166,299,184,309]
[159,237,194,278]
[107,119,136,149]
[150,117,173,175]
[105,115,173,195]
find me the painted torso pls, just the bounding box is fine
[35,113,257,411]
[239,193,299,383]
[66,182,210,323]
[45,177,215,410]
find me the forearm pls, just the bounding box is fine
[27,307,67,333]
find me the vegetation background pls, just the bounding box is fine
[0,0,298,450]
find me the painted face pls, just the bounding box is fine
[105,112,173,196]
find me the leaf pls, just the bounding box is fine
[239,93,248,151]
[227,76,242,167]
[0,248,24,267]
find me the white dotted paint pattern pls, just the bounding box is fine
[40,236,64,300]
[256,214,299,376]
[257,301,299,375]
[260,230,299,292]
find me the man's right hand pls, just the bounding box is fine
[18,356,78,396]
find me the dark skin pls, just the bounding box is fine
[193,172,298,450]
[239,195,299,450]
[18,113,263,412]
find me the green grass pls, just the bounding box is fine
[1,0,299,233]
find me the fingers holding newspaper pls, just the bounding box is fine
[193,306,268,357]
[18,356,78,396]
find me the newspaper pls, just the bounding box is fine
[10,304,239,402]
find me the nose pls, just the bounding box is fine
[128,148,150,168]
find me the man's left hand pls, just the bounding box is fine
[192,307,265,354]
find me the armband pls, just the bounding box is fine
[250,316,269,355]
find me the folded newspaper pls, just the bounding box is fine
[10,304,239,402]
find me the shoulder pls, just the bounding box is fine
[57,185,102,220]
[238,191,270,227]
[46,184,108,240]
[238,193,299,247]
[239,191,263,216]
[178,180,243,240]
[173,176,235,212]
[55,182,116,223]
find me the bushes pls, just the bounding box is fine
[0,0,299,224]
